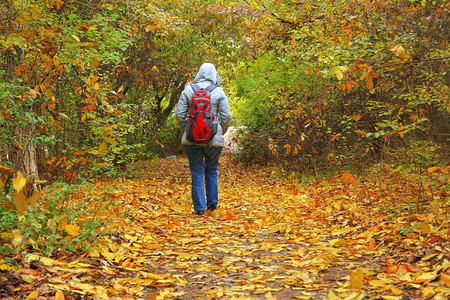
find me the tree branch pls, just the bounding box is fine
[379,56,450,69]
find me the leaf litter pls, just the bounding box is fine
[0,154,449,299]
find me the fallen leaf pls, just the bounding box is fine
[55,291,65,300]
[65,224,81,236]
[349,268,364,288]
[26,291,39,299]
[386,265,398,274]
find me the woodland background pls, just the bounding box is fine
[0,0,448,298]
[1,0,448,181]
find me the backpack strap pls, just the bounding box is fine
[191,83,200,92]
[203,84,217,92]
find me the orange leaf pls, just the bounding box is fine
[404,264,420,273]
[346,81,352,91]
[350,80,360,87]
[224,211,233,220]
[386,265,398,274]
[368,239,375,251]
[347,246,358,254]
[341,171,357,185]
[352,114,362,121]
[48,102,56,111]
[341,83,347,91]
[366,75,374,91]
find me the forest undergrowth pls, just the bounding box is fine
[0,153,449,299]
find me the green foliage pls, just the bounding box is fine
[233,51,331,166]
[0,0,255,182]
[0,182,116,257]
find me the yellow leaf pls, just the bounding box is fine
[327,290,340,299]
[12,229,24,247]
[390,285,404,295]
[55,291,65,300]
[349,269,364,289]
[98,142,108,155]
[291,36,297,47]
[427,166,439,173]
[369,279,391,287]
[106,137,118,145]
[420,222,431,235]
[29,191,38,206]
[13,172,27,192]
[441,272,450,287]
[90,57,100,70]
[333,66,349,80]
[41,257,57,267]
[72,35,80,42]
[389,44,406,58]
[26,291,39,299]
[15,189,28,214]
[0,264,12,271]
[64,224,81,236]
[413,272,437,283]
[89,248,100,258]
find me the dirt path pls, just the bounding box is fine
[3,154,448,299]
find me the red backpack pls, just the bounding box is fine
[186,84,218,143]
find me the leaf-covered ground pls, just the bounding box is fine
[1,153,449,299]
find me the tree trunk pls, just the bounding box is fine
[12,123,39,180]
[156,80,186,127]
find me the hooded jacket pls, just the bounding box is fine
[176,63,231,147]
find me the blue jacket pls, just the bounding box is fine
[176,63,231,147]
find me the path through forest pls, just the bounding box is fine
[3,153,449,299]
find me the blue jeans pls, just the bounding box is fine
[184,145,223,212]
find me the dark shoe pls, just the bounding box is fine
[194,210,205,215]
[207,205,217,212]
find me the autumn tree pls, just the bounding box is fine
[232,0,449,172]
[0,0,255,183]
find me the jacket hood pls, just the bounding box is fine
[194,63,221,86]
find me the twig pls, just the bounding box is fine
[379,56,450,69]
